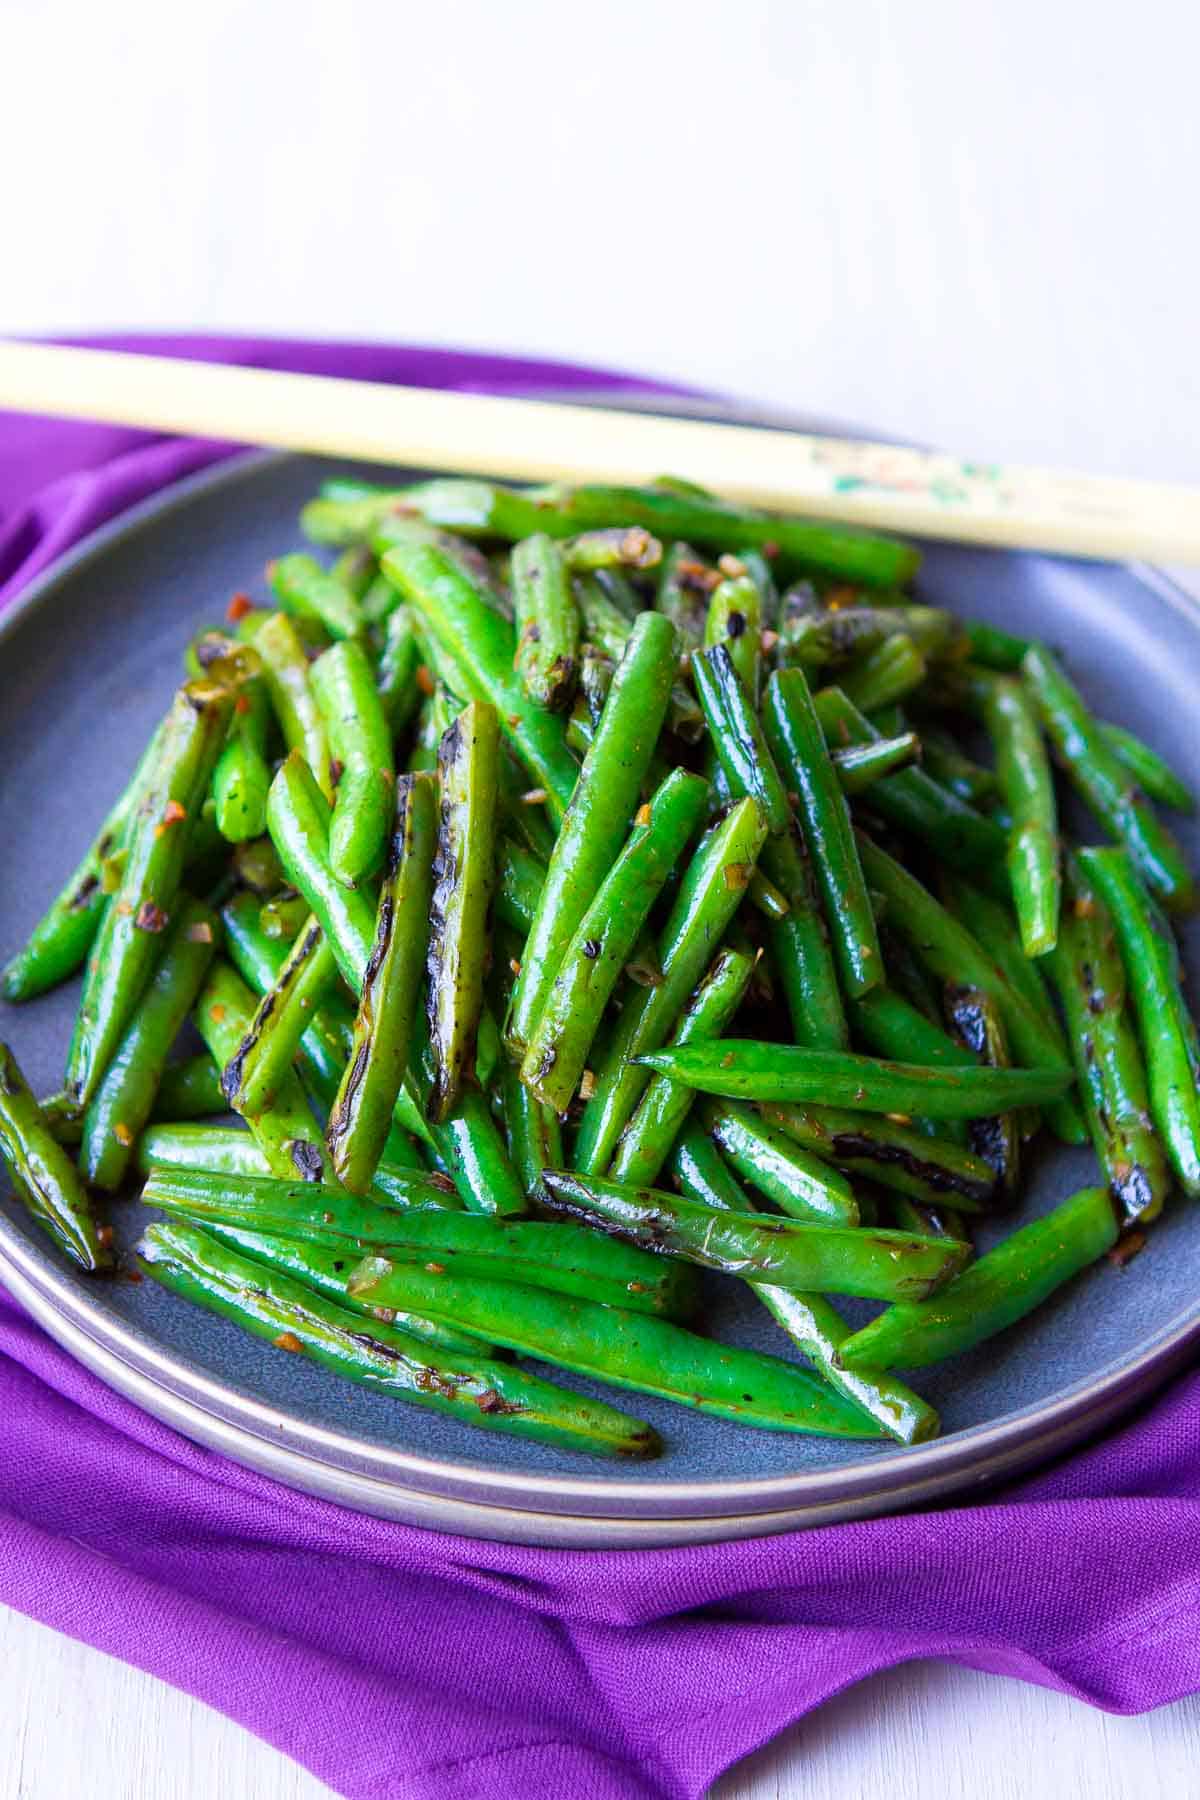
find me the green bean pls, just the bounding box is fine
[748,870,790,922]
[785,605,955,671]
[610,947,755,1186]
[268,551,365,640]
[1076,845,1200,1196]
[699,1100,859,1224]
[1049,882,1170,1224]
[143,1167,699,1317]
[310,475,919,589]
[816,687,1009,882]
[183,1220,487,1357]
[575,575,703,742]
[888,1194,970,1245]
[561,526,662,573]
[635,1040,1073,1117]
[258,893,307,941]
[663,1138,939,1442]
[761,1100,998,1211]
[212,674,272,844]
[80,898,217,1190]
[764,668,882,997]
[978,675,1060,956]
[222,917,338,1117]
[310,639,395,885]
[521,770,708,1110]
[2,720,167,1002]
[1023,647,1194,912]
[266,753,377,990]
[692,645,791,834]
[331,545,377,601]
[64,680,233,1108]
[937,874,1067,1055]
[840,634,927,714]
[150,1054,226,1122]
[1098,722,1194,815]
[426,701,500,1121]
[760,831,850,1049]
[963,619,1032,671]
[381,535,579,818]
[138,1220,657,1459]
[510,534,581,713]
[192,960,336,1182]
[704,564,763,699]
[857,836,1072,1073]
[942,985,1021,1203]
[573,798,769,1174]
[838,1185,1118,1370]
[328,774,436,1192]
[376,603,422,735]
[495,836,543,937]
[231,835,287,895]
[917,726,999,807]
[0,1043,111,1272]
[246,611,333,799]
[136,1123,447,1215]
[500,1059,562,1203]
[846,989,976,1117]
[654,541,715,650]
[350,1243,882,1439]
[830,733,921,793]
[507,610,677,1054]
[540,1171,968,1302]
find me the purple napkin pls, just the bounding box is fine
[2,337,1199,1800]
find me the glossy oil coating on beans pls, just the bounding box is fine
[540,1171,969,1303]
[981,674,1061,956]
[521,769,708,1111]
[942,984,1022,1204]
[327,774,436,1192]
[81,897,217,1191]
[698,1100,859,1225]
[0,1043,111,1272]
[830,732,921,793]
[838,1185,1119,1370]
[511,533,580,712]
[692,645,791,834]
[635,1040,1074,1117]
[310,638,395,884]
[222,917,338,1118]
[760,829,849,1051]
[760,1101,998,1211]
[150,1053,227,1121]
[1097,722,1194,815]
[247,612,334,798]
[269,551,365,640]
[136,1122,440,1216]
[139,1220,657,1459]
[64,679,232,1108]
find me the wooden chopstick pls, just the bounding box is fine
[0,339,1196,563]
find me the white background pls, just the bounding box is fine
[3,1,1199,1795]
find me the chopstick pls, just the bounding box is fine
[0,339,1197,564]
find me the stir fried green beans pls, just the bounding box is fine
[831,733,921,793]
[838,1186,1119,1370]
[1024,647,1195,913]
[1098,722,1194,815]
[636,1041,1074,1117]
[522,770,708,1111]
[140,1220,657,1459]
[81,897,217,1190]
[151,1053,227,1121]
[692,645,791,834]
[764,669,881,997]
[760,1101,998,1211]
[943,984,1022,1203]
[136,1123,439,1214]
[1050,880,1170,1223]
[222,918,338,1118]
[511,534,580,711]
[269,551,365,640]
[507,610,678,1054]
[0,1043,111,1271]
[247,612,334,799]
[540,1171,968,1302]
[980,675,1060,956]
[327,774,436,1191]
[1076,846,1200,1196]
[310,639,395,885]
[65,679,232,1108]
[610,947,754,1187]
[760,830,850,1050]
[698,1101,859,1225]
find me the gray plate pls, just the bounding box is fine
[1,441,1198,1546]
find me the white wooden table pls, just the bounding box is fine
[3,1,1198,1794]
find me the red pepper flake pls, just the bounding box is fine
[721,1051,736,1068]
[761,629,780,652]
[579,1069,597,1100]
[1108,1230,1146,1268]
[521,787,548,805]
[723,862,751,891]
[273,1332,303,1353]
[155,800,187,839]
[508,713,521,729]
[509,958,522,977]
[226,591,253,622]
[761,540,780,559]
[209,1003,227,1024]
[1074,895,1098,918]
[475,1388,504,1413]
[186,921,214,944]
[718,554,747,579]
[430,1172,459,1195]
[96,1224,115,1249]
[113,1121,133,1147]
[115,900,133,917]
[124,1266,143,1284]
[425,1261,446,1275]
[826,586,858,612]
[329,758,344,788]
[134,900,169,932]
[234,692,253,716]
[635,803,652,827]
[416,664,435,696]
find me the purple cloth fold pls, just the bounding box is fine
[1,336,1198,1800]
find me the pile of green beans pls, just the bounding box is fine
[3,466,1197,1461]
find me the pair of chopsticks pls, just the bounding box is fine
[0,339,1196,564]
